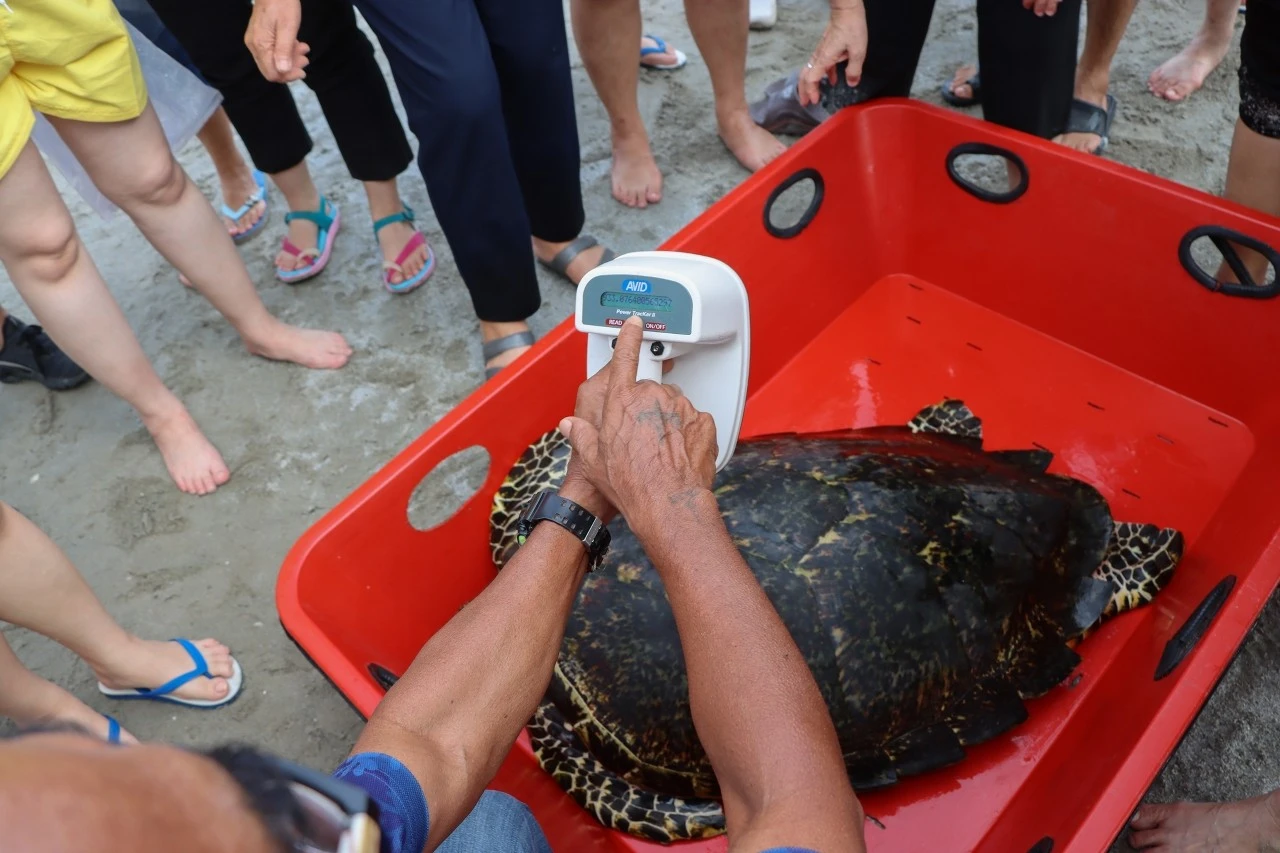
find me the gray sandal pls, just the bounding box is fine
[483,330,536,380]
[537,235,617,282]
[1064,94,1117,156]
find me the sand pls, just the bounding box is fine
[0,0,1274,848]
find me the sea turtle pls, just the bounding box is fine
[489,400,1184,843]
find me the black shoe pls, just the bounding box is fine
[0,316,91,391]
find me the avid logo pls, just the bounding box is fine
[622,279,651,293]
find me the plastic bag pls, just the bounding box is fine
[30,17,222,219]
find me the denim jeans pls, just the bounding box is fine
[438,791,553,853]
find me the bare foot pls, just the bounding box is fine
[640,34,684,69]
[219,167,267,239]
[94,637,236,705]
[1129,794,1280,851]
[142,406,231,496]
[1148,32,1232,102]
[242,320,353,370]
[277,186,322,273]
[376,219,431,287]
[945,63,980,103]
[718,108,787,172]
[1054,89,1110,154]
[532,236,607,285]
[16,676,138,744]
[611,131,663,208]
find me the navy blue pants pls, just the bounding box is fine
[352,0,585,322]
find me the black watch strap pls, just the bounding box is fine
[516,491,610,572]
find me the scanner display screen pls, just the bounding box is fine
[600,292,673,312]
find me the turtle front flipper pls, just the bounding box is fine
[490,429,573,567]
[529,701,726,843]
[908,399,983,440]
[1093,522,1185,622]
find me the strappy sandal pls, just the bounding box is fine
[223,169,270,244]
[373,205,435,295]
[277,196,341,284]
[536,235,617,284]
[483,330,536,380]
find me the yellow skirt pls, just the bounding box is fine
[0,0,148,179]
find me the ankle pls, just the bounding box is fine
[81,634,145,682]
[714,99,752,127]
[282,184,321,214]
[480,320,529,343]
[1074,71,1111,103]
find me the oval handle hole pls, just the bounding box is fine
[1178,226,1280,298]
[946,143,1029,204]
[407,445,491,531]
[763,168,825,239]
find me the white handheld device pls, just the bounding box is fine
[575,251,750,472]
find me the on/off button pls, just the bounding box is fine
[644,321,667,332]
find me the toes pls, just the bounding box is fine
[1130,804,1175,831]
[646,187,662,203]
[1127,828,1170,849]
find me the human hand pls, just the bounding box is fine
[1023,0,1062,15]
[245,0,311,83]
[558,317,717,535]
[798,2,868,107]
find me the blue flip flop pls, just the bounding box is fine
[104,715,123,744]
[641,34,686,70]
[97,638,243,709]
[222,169,270,245]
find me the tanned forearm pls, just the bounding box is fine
[353,481,605,850]
[635,489,865,852]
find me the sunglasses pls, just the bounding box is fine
[263,755,381,853]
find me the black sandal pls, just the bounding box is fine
[483,330,536,380]
[537,235,617,283]
[1063,94,1117,156]
[941,70,981,108]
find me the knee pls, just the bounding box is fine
[455,792,548,852]
[15,213,81,283]
[110,153,186,208]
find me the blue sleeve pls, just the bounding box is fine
[332,752,430,853]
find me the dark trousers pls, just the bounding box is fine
[1240,0,1280,138]
[858,0,1082,139]
[143,0,412,182]
[353,0,585,322]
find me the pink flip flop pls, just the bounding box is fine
[277,196,341,284]
[373,206,435,294]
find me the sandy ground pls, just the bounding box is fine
[0,0,1275,848]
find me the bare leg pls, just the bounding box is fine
[1128,791,1280,851]
[571,0,664,208]
[194,108,265,238]
[365,178,430,286]
[45,106,351,371]
[0,632,134,743]
[1216,119,1280,285]
[684,0,786,171]
[0,142,228,495]
[1148,0,1239,102]
[1055,0,1141,154]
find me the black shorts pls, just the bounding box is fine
[1240,0,1280,138]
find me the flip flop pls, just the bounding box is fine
[222,169,270,245]
[104,715,123,745]
[484,330,536,380]
[97,638,244,709]
[641,34,686,70]
[1064,94,1117,156]
[941,70,981,107]
[537,235,617,284]
[277,196,341,284]
[373,205,435,295]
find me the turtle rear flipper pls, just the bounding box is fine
[908,399,984,440]
[944,680,1029,747]
[1094,522,1185,622]
[530,701,726,843]
[885,724,966,777]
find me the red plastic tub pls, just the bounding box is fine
[278,99,1280,853]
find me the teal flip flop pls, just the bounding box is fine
[222,169,270,245]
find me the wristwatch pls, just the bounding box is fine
[516,490,611,572]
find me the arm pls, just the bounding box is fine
[349,477,606,851]
[560,318,865,852]
[244,0,310,83]
[797,1,867,106]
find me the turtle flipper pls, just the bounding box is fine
[529,701,726,843]
[1093,522,1184,621]
[490,429,572,567]
[908,399,983,440]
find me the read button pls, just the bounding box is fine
[605,318,625,327]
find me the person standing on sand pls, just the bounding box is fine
[1148,0,1245,102]
[0,501,243,744]
[1128,789,1280,850]
[244,0,621,380]
[0,0,352,496]
[570,0,787,209]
